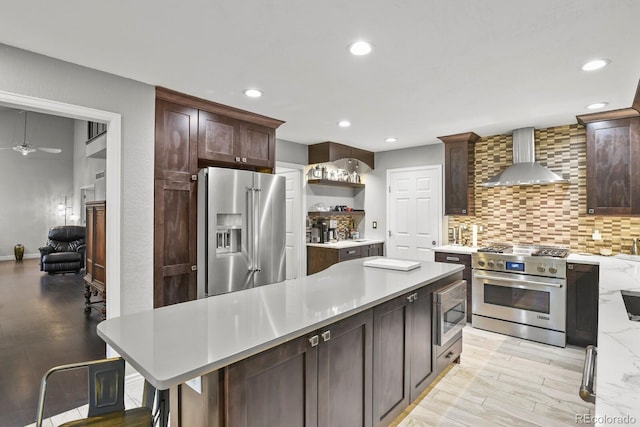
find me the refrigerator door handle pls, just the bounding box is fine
[254,188,261,272]
[247,187,255,272]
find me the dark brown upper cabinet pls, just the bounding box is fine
[154,87,283,307]
[438,132,480,215]
[578,80,640,215]
[579,114,640,215]
[308,141,375,170]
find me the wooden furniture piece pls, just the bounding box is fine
[434,251,472,322]
[308,141,375,170]
[307,242,384,275]
[438,132,480,215]
[154,87,284,307]
[84,201,106,320]
[566,262,599,347]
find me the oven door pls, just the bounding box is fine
[472,270,566,331]
[435,280,467,346]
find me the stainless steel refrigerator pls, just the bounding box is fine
[197,167,286,297]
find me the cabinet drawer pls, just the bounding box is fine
[339,246,362,260]
[436,336,462,375]
[435,252,471,267]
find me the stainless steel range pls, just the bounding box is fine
[471,244,569,347]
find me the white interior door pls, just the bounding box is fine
[276,166,302,279]
[387,166,442,261]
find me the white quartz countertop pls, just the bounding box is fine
[306,238,385,249]
[567,253,640,425]
[434,245,478,255]
[97,258,462,390]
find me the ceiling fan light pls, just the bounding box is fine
[13,145,36,155]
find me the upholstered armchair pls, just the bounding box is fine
[39,226,86,274]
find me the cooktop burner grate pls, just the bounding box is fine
[531,248,569,258]
[477,244,512,254]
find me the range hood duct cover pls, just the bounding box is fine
[482,127,568,187]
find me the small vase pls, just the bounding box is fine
[14,244,24,262]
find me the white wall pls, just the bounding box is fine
[0,109,75,259]
[364,144,444,241]
[0,43,155,316]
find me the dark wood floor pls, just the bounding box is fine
[0,258,105,427]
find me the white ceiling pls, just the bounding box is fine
[1,0,639,152]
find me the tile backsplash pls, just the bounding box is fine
[448,123,640,254]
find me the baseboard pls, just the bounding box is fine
[0,253,39,261]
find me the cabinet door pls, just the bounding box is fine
[566,263,599,346]
[307,246,339,275]
[586,117,640,215]
[85,206,95,280]
[154,99,198,307]
[198,110,238,164]
[318,309,373,427]
[226,335,318,427]
[444,141,471,215]
[238,122,275,169]
[92,203,107,288]
[372,295,410,427]
[409,286,433,402]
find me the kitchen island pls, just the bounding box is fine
[567,254,640,425]
[97,257,463,426]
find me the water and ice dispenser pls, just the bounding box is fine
[216,213,242,254]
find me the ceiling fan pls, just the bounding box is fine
[0,110,62,155]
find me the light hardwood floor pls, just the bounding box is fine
[393,325,594,426]
[30,325,594,426]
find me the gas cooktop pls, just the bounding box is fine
[476,244,569,258]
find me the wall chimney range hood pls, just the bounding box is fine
[482,127,568,187]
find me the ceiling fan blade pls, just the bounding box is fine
[37,147,62,153]
[0,147,15,150]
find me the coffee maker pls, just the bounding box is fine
[328,219,338,242]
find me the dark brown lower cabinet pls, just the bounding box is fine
[566,262,600,347]
[373,286,433,427]
[225,309,373,427]
[307,243,384,275]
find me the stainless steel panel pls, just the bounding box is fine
[252,172,286,287]
[435,280,467,346]
[472,269,566,332]
[206,168,254,296]
[472,314,566,347]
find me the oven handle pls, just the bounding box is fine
[473,273,563,288]
[579,345,597,403]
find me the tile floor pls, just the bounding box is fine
[30,326,594,426]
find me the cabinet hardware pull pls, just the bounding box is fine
[242,157,247,163]
[309,335,319,347]
[446,256,460,262]
[568,264,574,270]
[445,351,455,359]
[588,208,595,214]
[321,331,331,342]
[191,265,197,271]
[413,292,418,301]
[235,156,241,162]
[580,345,597,403]
[347,250,356,254]
[407,295,413,302]
[191,174,198,181]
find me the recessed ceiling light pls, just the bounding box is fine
[586,102,609,110]
[385,137,398,143]
[581,59,610,71]
[338,120,351,128]
[348,41,373,56]
[243,88,263,98]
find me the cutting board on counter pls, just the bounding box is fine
[363,258,421,271]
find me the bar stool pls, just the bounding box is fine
[36,357,155,426]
